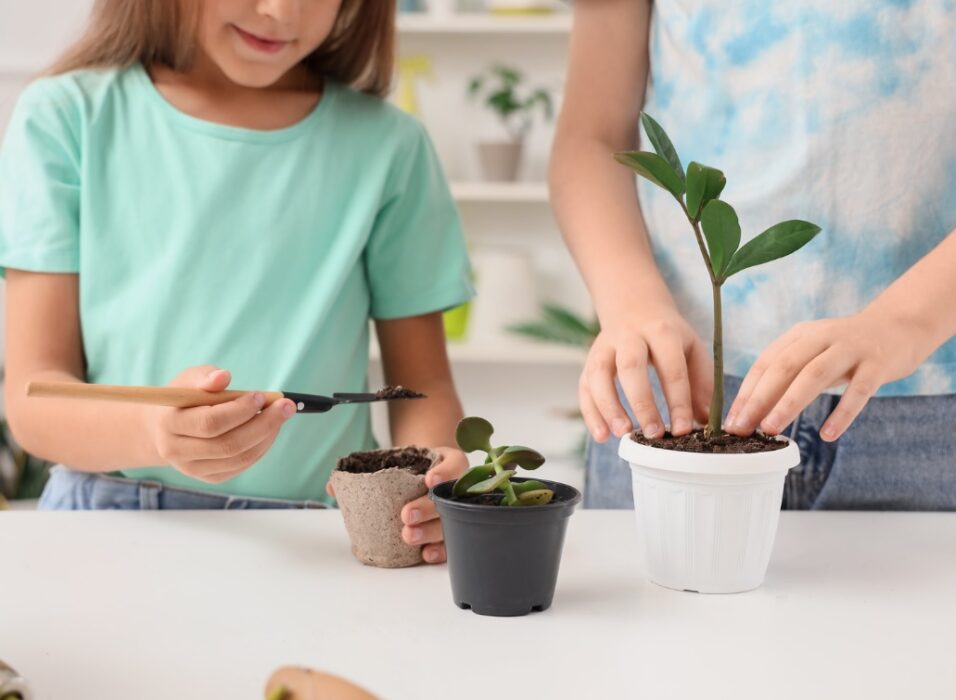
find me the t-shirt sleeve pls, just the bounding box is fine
[0,79,81,277]
[364,119,474,320]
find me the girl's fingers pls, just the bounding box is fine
[187,433,278,482]
[166,400,294,461]
[424,449,468,488]
[820,367,881,442]
[584,345,632,438]
[402,519,443,547]
[615,340,663,439]
[647,333,694,436]
[168,391,266,438]
[422,543,446,564]
[579,376,609,442]
[759,347,856,435]
[727,327,803,429]
[402,495,438,526]
[729,334,830,435]
[686,338,714,425]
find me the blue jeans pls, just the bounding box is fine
[585,375,956,511]
[38,466,328,510]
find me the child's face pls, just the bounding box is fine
[198,0,343,87]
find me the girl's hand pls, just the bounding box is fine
[144,365,297,483]
[581,309,713,442]
[400,446,468,564]
[726,311,923,442]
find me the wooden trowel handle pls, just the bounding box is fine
[26,381,285,409]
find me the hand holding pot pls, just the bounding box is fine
[144,365,297,484]
[726,310,929,441]
[581,307,712,442]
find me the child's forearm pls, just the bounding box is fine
[6,369,162,471]
[388,376,463,449]
[862,228,956,365]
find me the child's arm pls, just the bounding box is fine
[727,228,956,441]
[377,311,468,564]
[550,0,712,443]
[4,269,296,481]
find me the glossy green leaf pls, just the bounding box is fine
[724,220,823,278]
[641,113,685,184]
[511,479,548,495]
[516,489,555,506]
[456,417,494,453]
[453,465,496,497]
[498,445,546,471]
[700,200,741,279]
[614,151,684,200]
[466,470,516,494]
[685,162,726,219]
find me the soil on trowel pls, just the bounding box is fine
[336,446,434,475]
[374,385,426,400]
[630,429,788,454]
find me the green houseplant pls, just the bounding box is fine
[615,113,822,438]
[613,114,821,594]
[468,64,553,181]
[430,417,581,616]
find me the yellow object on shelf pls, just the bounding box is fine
[443,302,471,341]
[395,55,434,117]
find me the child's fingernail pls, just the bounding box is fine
[282,401,297,418]
[424,548,439,563]
[725,412,737,429]
[407,527,423,544]
[612,418,630,436]
[253,392,265,409]
[821,424,837,440]
[763,413,782,433]
[642,423,660,438]
[673,418,691,434]
[406,508,421,524]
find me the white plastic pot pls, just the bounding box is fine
[618,435,800,594]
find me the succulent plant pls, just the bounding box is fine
[452,417,553,506]
[615,114,822,437]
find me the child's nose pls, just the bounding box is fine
[257,0,301,25]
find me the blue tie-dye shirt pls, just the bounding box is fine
[639,0,956,396]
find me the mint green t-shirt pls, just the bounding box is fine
[0,65,473,502]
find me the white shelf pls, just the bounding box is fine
[397,12,572,34]
[450,181,549,203]
[370,337,584,365]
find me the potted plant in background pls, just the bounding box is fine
[614,114,822,593]
[430,417,581,616]
[467,64,553,182]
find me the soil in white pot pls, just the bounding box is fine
[331,447,438,568]
[630,429,788,454]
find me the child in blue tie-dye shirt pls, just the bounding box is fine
[551,0,956,509]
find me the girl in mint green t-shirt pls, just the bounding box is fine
[0,0,474,563]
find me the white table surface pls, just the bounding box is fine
[2,510,955,699]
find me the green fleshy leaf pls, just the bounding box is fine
[516,489,554,506]
[700,200,741,279]
[641,113,685,184]
[453,465,496,497]
[685,162,726,219]
[614,151,685,200]
[456,417,494,453]
[467,470,516,494]
[724,220,823,278]
[498,446,546,471]
[511,480,548,495]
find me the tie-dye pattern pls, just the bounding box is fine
[639,0,956,396]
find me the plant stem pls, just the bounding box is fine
[707,281,724,437]
[502,481,518,505]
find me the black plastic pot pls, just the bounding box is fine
[430,477,582,617]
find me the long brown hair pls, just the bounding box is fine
[47,0,395,97]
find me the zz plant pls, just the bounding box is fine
[452,417,553,506]
[615,114,822,437]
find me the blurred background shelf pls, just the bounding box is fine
[397,13,572,35]
[450,181,549,203]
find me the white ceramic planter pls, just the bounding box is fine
[618,435,800,594]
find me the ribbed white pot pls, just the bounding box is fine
[618,435,800,594]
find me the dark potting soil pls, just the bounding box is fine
[337,447,433,475]
[630,429,788,454]
[375,385,426,400]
